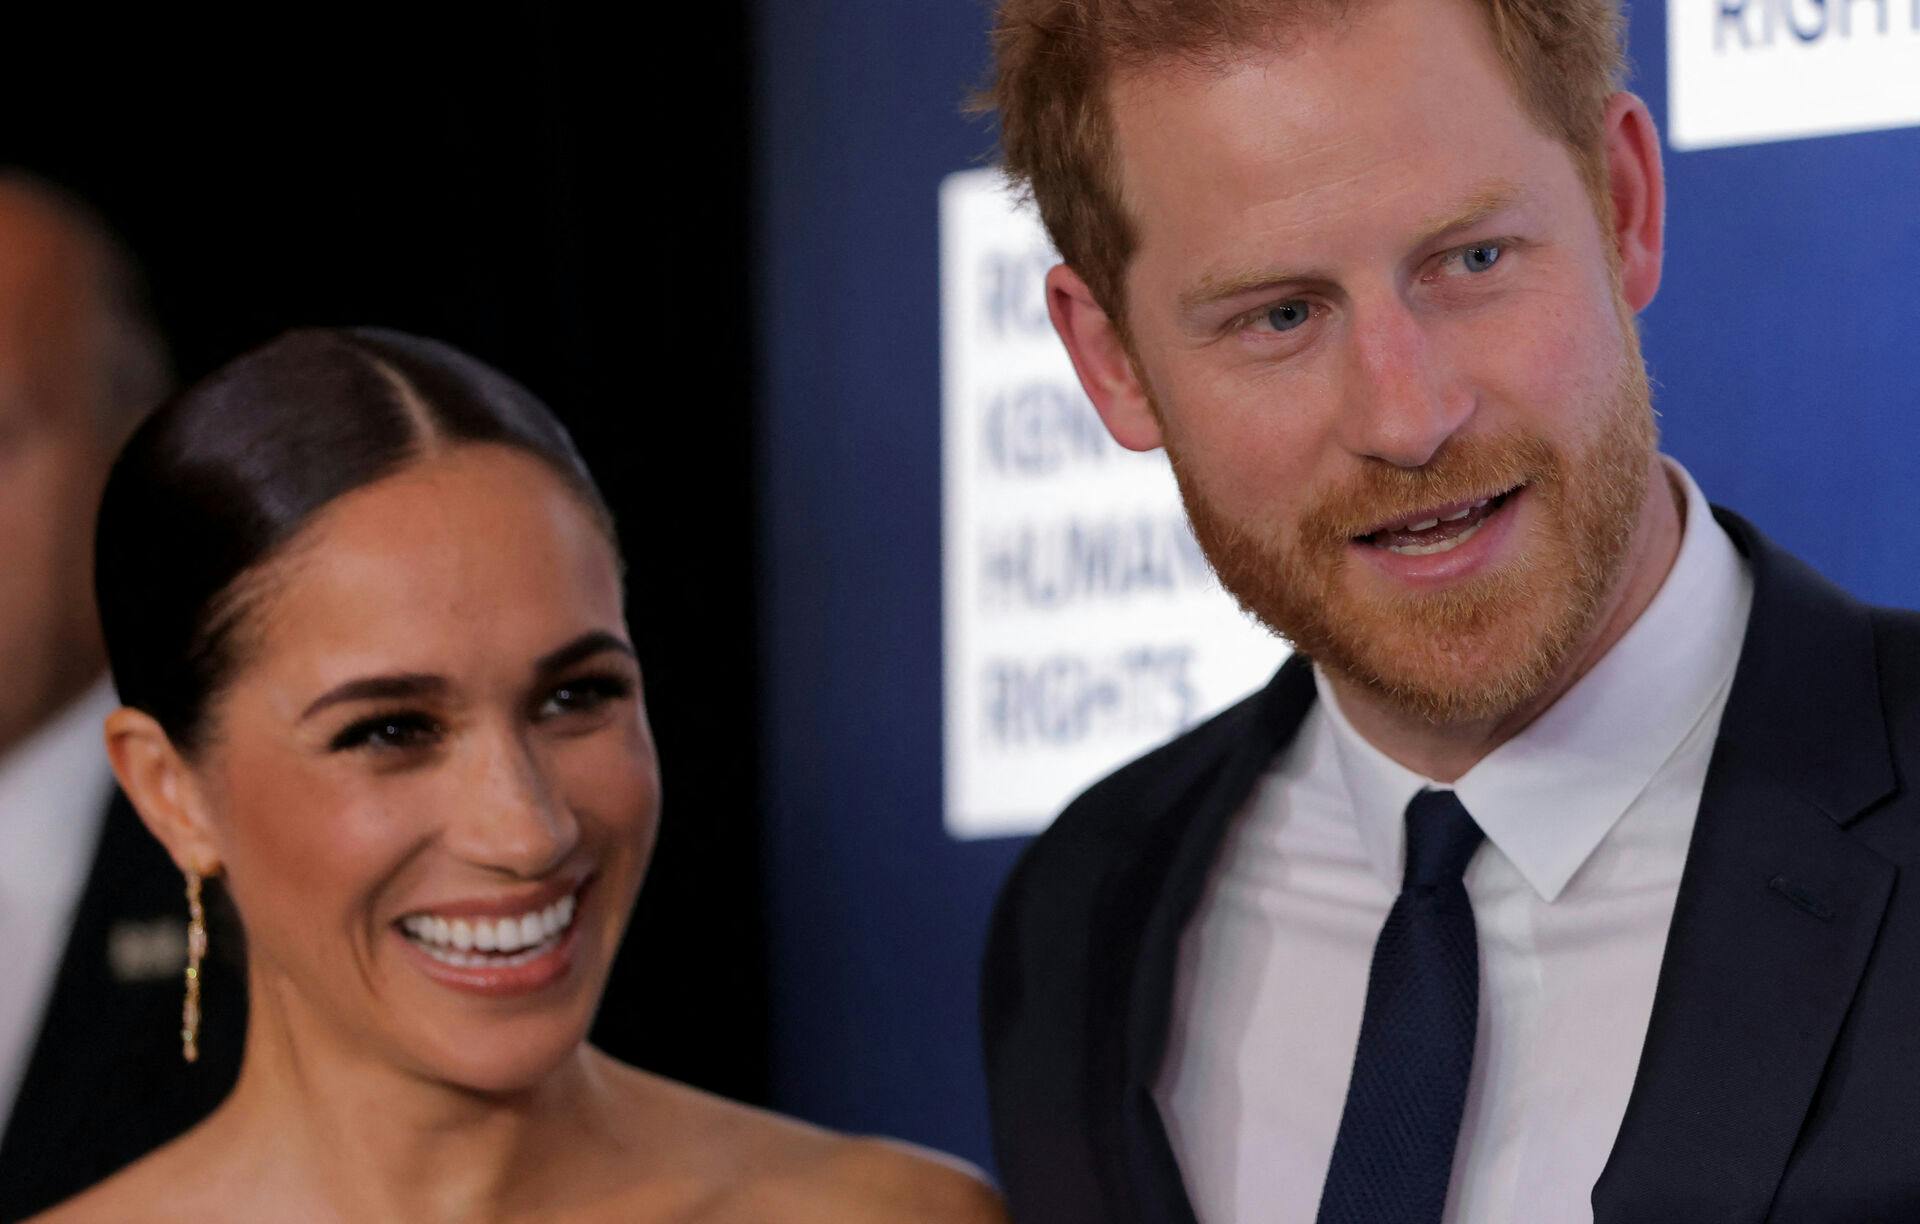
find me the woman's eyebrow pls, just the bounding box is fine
[301,674,448,720]
[296,634,633,720]
[533,630,636,677]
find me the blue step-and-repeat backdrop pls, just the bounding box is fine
[755,0,1920,1171]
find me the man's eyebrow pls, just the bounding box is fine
[1175,178,1528,321]
[1180,252,1343,319]
[301,674,449,720]
[1411,178,1526,250]
[533,630,637,676]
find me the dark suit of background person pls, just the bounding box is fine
[983,507,1920,1223]
[0,175,243,1223]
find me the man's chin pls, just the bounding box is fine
[1273,567,1595,727]
[1320,629,1570,726]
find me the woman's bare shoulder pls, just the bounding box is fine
[597,1062,1005,1223]
[772,1137,1008,1223]
[22,1131,214,1224]
[683,1134,1006,1224]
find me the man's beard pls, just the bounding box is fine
[1169,344,1658,725]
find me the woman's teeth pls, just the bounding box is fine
[400,893,577,967]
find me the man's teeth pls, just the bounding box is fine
[1373,495,1499,552]
[1387,517,1487,556]
[400,893,577,967]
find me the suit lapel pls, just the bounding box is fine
[1102,657,1318,1224]
[1593,510,1898,1223]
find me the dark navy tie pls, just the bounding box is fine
[1316,788,1486,1224]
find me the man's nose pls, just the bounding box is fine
[1338,300,1474,468]
[446,731,580,877]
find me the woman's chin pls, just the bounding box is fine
[405,1020,592,1097]
[373,904,613,1091]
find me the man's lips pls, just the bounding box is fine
[1353,485,1523,545]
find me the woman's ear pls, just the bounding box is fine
[104,707,223,876]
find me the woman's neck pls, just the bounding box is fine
[194,970,626,1222]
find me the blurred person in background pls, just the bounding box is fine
[0,172,244,1220]
[32,328,1004,1222]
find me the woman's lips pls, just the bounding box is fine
[392,877,592,998]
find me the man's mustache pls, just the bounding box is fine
[1297,433,1560,547]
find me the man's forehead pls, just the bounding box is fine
[0,184,106,313]
[0,194,106,430]
[1104,0,1553,197]
[0,182,87,256]
[1104,2,1578,266]
[0,190,100,309]
[1103,0,1361,78]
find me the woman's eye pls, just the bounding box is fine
[537,674,634,721]
[1263,300,1313,333]
[329,712,441,753]
[1460,243,1503,273]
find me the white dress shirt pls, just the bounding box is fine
[1155,462,1754,1223]
[0,678,117,1136]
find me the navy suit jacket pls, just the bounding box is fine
[982,509,1920,1222]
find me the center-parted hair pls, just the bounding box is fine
[94,327,616,754]
[984,0,1627,326]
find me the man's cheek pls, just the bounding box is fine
[1502,295,1614,389]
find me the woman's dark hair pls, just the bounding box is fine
[95,326,616,754]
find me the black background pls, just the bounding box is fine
[2,14,768,1104]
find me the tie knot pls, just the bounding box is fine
[1402,789,1483,889]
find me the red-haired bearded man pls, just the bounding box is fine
[978,1,1920,1221]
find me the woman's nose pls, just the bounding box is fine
[446,732,580,877]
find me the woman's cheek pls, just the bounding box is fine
[556,712,657,805]
[220,750,420,944]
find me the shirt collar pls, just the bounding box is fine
[1321,459,1754,901]
[0,677,118,904]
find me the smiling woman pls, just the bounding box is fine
[30,329,1005,1222]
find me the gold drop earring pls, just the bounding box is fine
[182,869,206,1063]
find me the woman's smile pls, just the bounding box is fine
[393,874,594,996]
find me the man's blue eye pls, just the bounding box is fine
[1266,301,1312,333]
[1462,244,1502,273]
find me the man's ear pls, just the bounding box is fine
[1602,91,1666,312]
[1046,263,1165,452]
[104,706,223,876]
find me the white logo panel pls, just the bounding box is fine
[1670,0,1920,150]
[939,168,1290,841]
